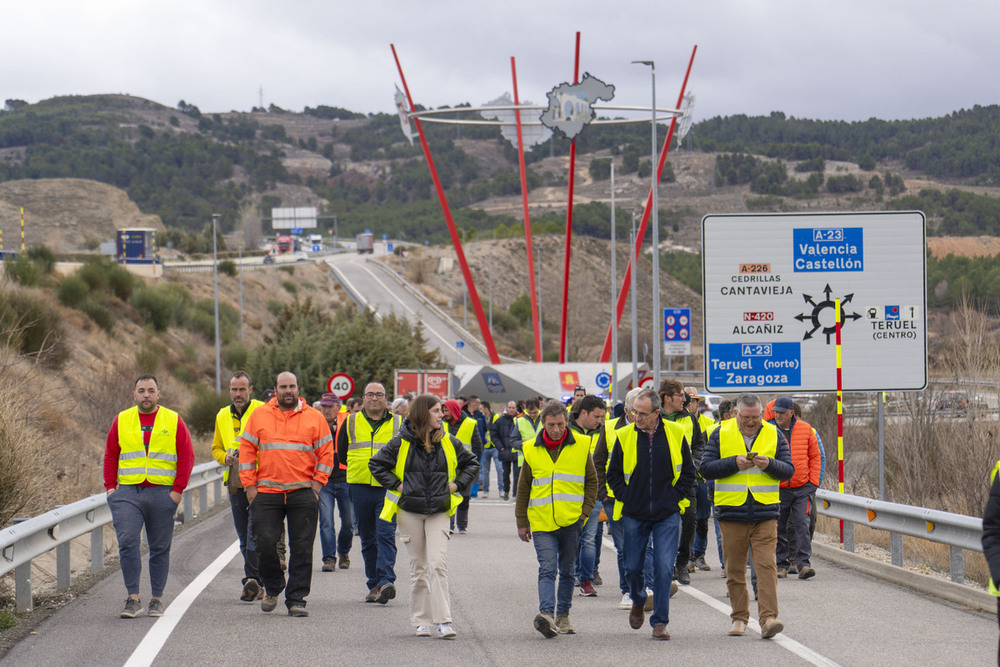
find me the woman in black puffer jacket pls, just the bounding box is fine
[369,394,479,639]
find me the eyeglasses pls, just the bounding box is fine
[364,392,386,399]
[630,409,656,420]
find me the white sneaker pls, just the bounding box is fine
[619,592,632,610]
[436,623,456,639]
[415,625,432,637]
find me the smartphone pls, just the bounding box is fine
[746,452,757,459]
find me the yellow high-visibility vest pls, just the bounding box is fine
[453,416,476,451]
[611,419,689,520]
[989,460,1000,597]
[117,407,180,486]
[346,412,402,486]
[379,435,463,521]
[522,431,590,531]
[213,399,263,483]
[714,420,779,507]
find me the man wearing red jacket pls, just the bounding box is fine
[769,396,822,580]
[104,374,194,619]
[241,371,335,617]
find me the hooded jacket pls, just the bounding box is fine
[369,418,480,515]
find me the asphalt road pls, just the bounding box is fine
[326,251,490,367]
[4,498,995,666]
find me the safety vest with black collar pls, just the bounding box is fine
[714,419,780,506]
[117,406,180,486]
[379,435,464,521]
[346,411,402,486]
[611,418,689,520]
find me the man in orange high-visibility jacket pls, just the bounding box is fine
[241,371,334,618]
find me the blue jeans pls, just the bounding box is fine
[623,513,681,627]
[692,481,711,557]
[108,485,178,598]
[229,488,259,584]
[604,498,654,594]
[349,484,397,589]
[532,522,582,616]
[576,505,602,583]
[319,481,353,560]
[479,447,503,494]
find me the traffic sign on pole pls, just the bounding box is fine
[664,307,691,356]
[326,373,355,399]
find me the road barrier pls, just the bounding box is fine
[0,462,225,612]
[816,488,983,584]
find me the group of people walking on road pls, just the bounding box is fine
[103,370,829,644]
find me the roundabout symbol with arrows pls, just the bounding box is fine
[795,283,862,344]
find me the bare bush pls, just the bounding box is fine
[0,351,45,525]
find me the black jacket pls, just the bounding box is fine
[369,419,480,516]
[593,414,629,501]
[490,413,520,451]
[982,466,1000,587]
[700,423,794,523]
[606,420,697,522]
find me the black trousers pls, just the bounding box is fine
[502,460,520,495]
[253,488,319,608]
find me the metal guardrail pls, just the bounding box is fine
[816,488,983,583]
[0,462,225,612]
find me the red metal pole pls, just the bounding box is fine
[558,32,582,364]
[391,45,501,364]
[598,45,697,363]
[836,298,845,543]
[511,57,543,362]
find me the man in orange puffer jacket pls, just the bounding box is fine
[767,396,821,580]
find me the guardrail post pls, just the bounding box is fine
[91,526,104,573]
[199,488,208,515]
[14,562,32,613]
[844,521,855,553]
[183,492,192,523]
[213,479,223,506]
[890,532,903,567]
[56,542,71,590]
[950,545,964,583]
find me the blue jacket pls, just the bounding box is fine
[701,424,794,524]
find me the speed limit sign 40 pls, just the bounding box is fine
[327,373,355,399]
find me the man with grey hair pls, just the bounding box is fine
[607,387,696,640]
[701,392,793,639]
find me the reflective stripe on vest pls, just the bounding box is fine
[521,431,590,531]
[347,412,402,486]
[455,417,476,451]
[714,420,780,506]
[611,419,688,520]
[117,407,180,486]
[380,435,463,521]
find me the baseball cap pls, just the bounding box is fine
[773,396,794,413]
[683,386,702,399]
[320,393,340,406]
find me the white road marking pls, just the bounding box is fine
[123,540,240,667]
[600,536,840,666]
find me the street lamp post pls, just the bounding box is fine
[633,59,660,388]
[212,213,221,393]
[596,156,618,402]
[629,208,638,389]
[488,229,494,334]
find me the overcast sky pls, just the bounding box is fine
[5,1,998,123]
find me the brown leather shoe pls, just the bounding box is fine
[629,601,644,629]
[652,625,670,640]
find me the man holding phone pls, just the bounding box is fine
[701,393,793,639]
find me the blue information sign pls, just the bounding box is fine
[456,341,465,349]
[707,342,802,388]
[595,371,612,389]
[792,227,864,272]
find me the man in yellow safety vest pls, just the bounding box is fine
[982,459,1000,663]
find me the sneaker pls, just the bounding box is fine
[322,557,336,572]
[437,623,457,639]
[502,493,509,501]
[644,588,655,612]
[376,582,396,604]
[578,580,597,597]
[533,613,557,638]
[555,613,575,634]
[288,604,309,617]
[798,566,816,580]
[147,599,165,617]
[686,561,696,573]
[365,586,379,603]
[788,564,799,576]
[619,592,632,610]
[729,620,747,636]
[256,588,264,601]
[338,553,350,570]
[120,598,144,619]
[416,625,433,637]
[670,581,679,597]
[695,555,711,571]
[240,579,260,602]
[760,618,785,639]
[777,567,788,579]
[674,564,691,585]
[592,569,603,586]
[261,595,278,613]
[458,528,467,535]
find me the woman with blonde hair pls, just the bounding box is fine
[369,394,479,639]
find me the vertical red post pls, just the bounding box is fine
[836,298,845,544]
[558,32,582,364]
[20,207,25,256]
[391,45,501,364]
[598,45,697,363]
[511,57,543,362]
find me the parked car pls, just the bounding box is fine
[701,393,724,419]
[936,390,988,412]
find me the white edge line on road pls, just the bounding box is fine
[123,540,241,667]
[600,536,840,667]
